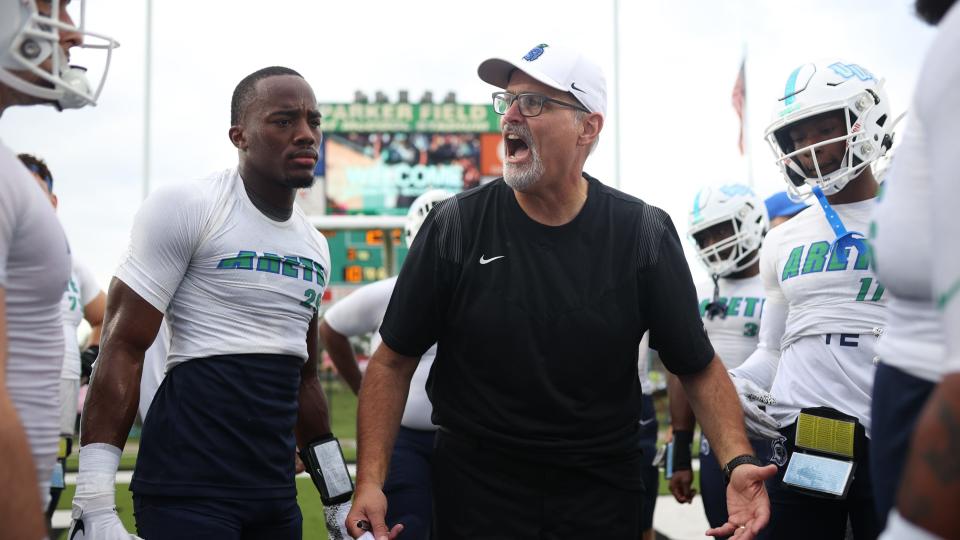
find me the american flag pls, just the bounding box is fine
[732,58,746,155]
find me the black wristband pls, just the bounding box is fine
[723,454,763,480]
[672,430,694,471]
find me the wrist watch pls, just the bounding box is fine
[723,454,764,480]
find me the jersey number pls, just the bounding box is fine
[300,289,322,310]
[855,277,885,302]
[743,323,759,337]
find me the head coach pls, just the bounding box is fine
[348,43,777,540]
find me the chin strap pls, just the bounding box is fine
[810,186,867,266]
[704,273,728,320]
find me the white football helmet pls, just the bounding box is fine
[688,184,768,277]
[0,0,118,109]
[404,189,454,247]
[764,60,893,199]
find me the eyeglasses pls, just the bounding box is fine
[492,91,590,117]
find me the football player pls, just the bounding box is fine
[874,0,960,538]
[73,66,348,539]
[0,1,116,537]
[729,59,893,539]
[668,183,771,538]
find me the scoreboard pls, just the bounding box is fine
[322,228,409,285]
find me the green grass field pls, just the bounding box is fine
[56,377,697,539]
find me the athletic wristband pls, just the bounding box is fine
[723,454,763,481]
[671,430,693,471]
[299,434,354,505]
[75,443,122,511]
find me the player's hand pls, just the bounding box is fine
[731,376,782,440]
[346,482,403,540]
[669,468,697,503]
[707,463,777,539]
[69,498,142,539]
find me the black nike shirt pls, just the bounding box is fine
[380,174,713,487]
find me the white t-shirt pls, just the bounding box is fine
[874,5,960,379]
[138,319,170,421]
[60,259,101,380]
[115,168,331,368]
[0,140,72,506]
[696,274,764,370]
[323,276,438,431]
[757,201,886,435]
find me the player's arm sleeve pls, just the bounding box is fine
[926,59,960,374]
[324,278,394,337]
[730,240,785,389]
[379,198,460,357]
[645,214,715,375]
[113,184,207,312]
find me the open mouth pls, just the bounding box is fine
[504,133,531,163]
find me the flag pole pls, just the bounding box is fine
[142,0,153,201]
[612,0,621,189]
[743,43,753,188]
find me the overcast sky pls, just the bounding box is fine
[0,0,937,287]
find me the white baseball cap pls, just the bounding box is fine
[478,43,607,116]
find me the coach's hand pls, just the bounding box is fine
[346,482,403,540]
[707,463,777,539]
[669,469,697,503]
[68,499,142,539]
[731,376,782,440]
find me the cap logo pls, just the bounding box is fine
[570,82,586,93]
[523,44,548,62]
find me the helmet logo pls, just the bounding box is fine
[828,62,874,82]
[523,44,549,62]
[720,184,753,197]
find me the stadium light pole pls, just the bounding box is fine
[142,0,153,201]
[612,0,621,189]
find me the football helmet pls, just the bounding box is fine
[404,189,454,248]
[688,183,767,277]
[0,0,118,109]
[764,60,892,199]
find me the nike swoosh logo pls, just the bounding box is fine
[479,255,505,265]
[570,82,586,93]
[638,418,655,426]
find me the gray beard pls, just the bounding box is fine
[503,145,544,191]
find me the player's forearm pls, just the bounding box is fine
[355,344,416,488]
[894,373,960,539]
[319,321,362,395]
[0,393,46,539]
[79,340,143,448]
[667,372,697,431]
[295,373,332,445]
[680,355,752,465]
